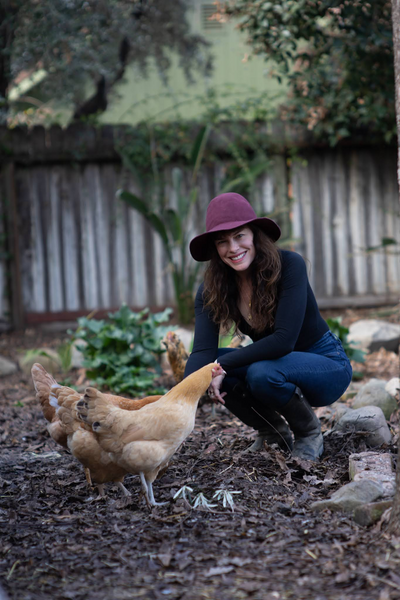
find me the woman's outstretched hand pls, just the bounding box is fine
[208,373,227,405]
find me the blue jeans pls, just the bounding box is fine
[219,331,353,409]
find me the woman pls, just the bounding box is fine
[184,192,352,461]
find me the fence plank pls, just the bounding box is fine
[1,142,399,325]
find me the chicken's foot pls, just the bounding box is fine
[148,481,168,507]
[139,473,167,508]
[84,483,107,502]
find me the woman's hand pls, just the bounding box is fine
[208,374,226,405]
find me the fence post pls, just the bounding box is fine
[4,162,24,330]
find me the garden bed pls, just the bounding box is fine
[0,305,399,600]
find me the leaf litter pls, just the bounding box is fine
[0,327,399,600]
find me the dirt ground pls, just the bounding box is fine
[1,305,400,600]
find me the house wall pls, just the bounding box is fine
[100,1,286,125]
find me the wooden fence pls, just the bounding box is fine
[0,126,399,327]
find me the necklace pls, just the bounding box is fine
[247,299,252,321]
[239,286,252,321]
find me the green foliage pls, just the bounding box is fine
[118,124,210,325]
[118,181,201,325]
[326,317,366,364]
[365,237,399,254]
[57,342,73,374]
[117,92,291,324]
[71,305,172,396]
[224,0,395,145]
[22,344,72,374]
[2,0,212,122]
[115,90,280,178]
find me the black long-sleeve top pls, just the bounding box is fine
[184,250,329,377]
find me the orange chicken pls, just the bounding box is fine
[77,362,226,507]
[161,331,189,383]
[162,330,245,384]
[31,363,162,496]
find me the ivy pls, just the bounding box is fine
[224,0,395,145]
[114,91,280,177]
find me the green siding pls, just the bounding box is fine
[101,2,286,125]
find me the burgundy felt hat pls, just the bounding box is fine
[189,193,281,262]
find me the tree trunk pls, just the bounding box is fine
[388,0,400,536]
[0,2,18,123]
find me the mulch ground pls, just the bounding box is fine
[1,305,400,600]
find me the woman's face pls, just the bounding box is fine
[214,226,256,273]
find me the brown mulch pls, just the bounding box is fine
[1,305,400,600]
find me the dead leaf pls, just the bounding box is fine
[156,553,172,567]
[204,566,234,577]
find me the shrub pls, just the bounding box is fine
[71,305,172,396]
[326,317,366,364]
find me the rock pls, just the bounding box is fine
[71,339,87,369]
[0,355,18,377]
[19,348,61,375]
[40,321,78,333]
[349,452,396,498]
[310,480,384,513]
[385,377,400,398]
[173,327,193,352]
[315,401,350,423]
[353,500,393,527]
[351,379,397,419]
[334,406,392,447]
[331,402,352,420]
[362,348,400,380]
[348,319,400,353]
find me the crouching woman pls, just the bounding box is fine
[184,193,352,461]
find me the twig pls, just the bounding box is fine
[369,575,400,591]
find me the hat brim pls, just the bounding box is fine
[189,217,281,262]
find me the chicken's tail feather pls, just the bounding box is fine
[77,387,114,431]
[77,387,124,452]
[31,363,61,422]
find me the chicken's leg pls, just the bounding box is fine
[139,473,167,507]
[96,484,106,499]
[147,479,168,507]
[116,482,131,497]
[84,467,92,486]
[139,472,153,508]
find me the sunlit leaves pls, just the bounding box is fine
[225,0,395,144]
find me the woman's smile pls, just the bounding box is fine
[215,227,256,272]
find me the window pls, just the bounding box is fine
[201,4,223,31]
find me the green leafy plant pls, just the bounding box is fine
[56,342,73,373]
[71,304,172,396]
[118,125,211,324]
[224,0,395,145]
[22,344,73,374]
[326,317,366,364]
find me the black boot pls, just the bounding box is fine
[224,383,293,452]
[279,387,323,460]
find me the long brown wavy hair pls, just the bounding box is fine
[203,225,282,334]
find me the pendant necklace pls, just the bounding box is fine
[239,279,252,322]
[243,289,252,321]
